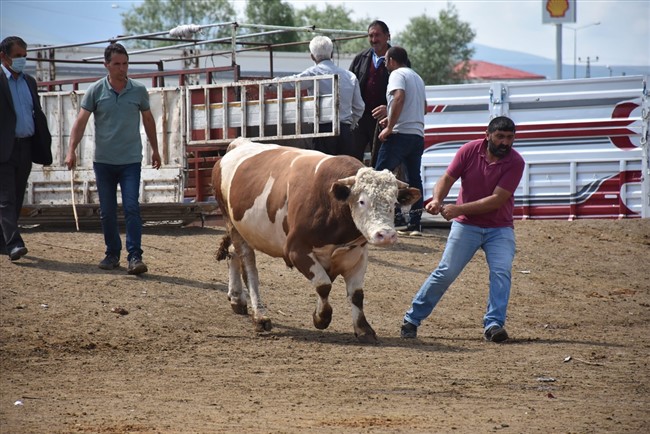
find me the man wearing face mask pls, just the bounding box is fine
[0,36,52,261]
[400,116,525,343]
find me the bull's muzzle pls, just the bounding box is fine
[369,228,398,246]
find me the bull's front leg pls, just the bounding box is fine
[231,231,272,332]
[348,288,377,343]
[314,283,333,330]
[343,252,377,343]
[290,251,334,330]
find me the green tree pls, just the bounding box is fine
[294,4,367,54]
[397,5,475,85]
[243,0,300,51]
[121,0,236,49]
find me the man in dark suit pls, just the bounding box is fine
[348,20,392,164]
[349,21,411,226]
[349,20,413,165]
[0,36,52,261]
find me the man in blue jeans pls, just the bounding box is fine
[66,43,161,275]
[401,116,525,342]
[375,46,426,236]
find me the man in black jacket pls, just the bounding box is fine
[348,20,392,163]
[349,21,413,164]
[0,36,52,261]
[349,21,411,226]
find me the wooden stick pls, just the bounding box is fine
[70,169,79,231]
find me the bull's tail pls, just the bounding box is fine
[216,234,232,261]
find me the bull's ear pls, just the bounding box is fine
[397,187,421,206]
[331,182,351,201]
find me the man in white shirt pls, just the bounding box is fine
[281,36,364,156]
[376,46,426,236]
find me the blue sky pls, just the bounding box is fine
[1,0,648,68]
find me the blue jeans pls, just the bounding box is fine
[374,133,424,226]
[93,162,143,261]
[404,221,516,330]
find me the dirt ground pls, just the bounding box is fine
[1,218,648,433]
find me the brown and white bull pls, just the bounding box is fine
[212,138,421,342]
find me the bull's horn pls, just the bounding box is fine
[396,179,409,188]
[336,175,357,186]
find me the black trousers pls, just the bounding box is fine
[351,112,379,163]
[313,123,354,158]
[0,138,33,254]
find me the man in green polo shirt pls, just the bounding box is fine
[66,43,161,275]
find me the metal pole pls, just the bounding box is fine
[556,24,562,80]
[566,22,601,80]
[573,28,577,79]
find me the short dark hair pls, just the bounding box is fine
[0,36,27,56]
[104,42,129,63]
[488,116,516,133]
[368,20,390,35]
[386,46,408,65]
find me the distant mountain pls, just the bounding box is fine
[472,43,553,66]
[470,43,649,79]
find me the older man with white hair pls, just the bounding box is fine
[280,35,364,157]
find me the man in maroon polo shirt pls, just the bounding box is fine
[400,116,525,343]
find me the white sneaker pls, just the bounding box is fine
[398,224,422,236]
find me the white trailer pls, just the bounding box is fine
[21,75,341,225]
[422,75,649,219]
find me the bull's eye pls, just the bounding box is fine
[359,200,365,206]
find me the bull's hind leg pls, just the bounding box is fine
[216,234,248,315]
[226,248,248,315]
[230,231,272,332]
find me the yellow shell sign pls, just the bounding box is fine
[542,0,576,24]
[546,0,570,17]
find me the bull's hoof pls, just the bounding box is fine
[313,306,333,330]
[356,331,378,344]
[254,317,273,332]
[230,301,248,315]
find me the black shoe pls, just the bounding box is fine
[9,246,28,261]
[397,224,423,237]
[98,255,120,270]
[484,325,509,343]
[400,320,418,338]
[127,257,148,275]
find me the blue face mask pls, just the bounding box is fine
[10,56,27,73]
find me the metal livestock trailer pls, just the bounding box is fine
[421,75,649,220]
[22,75,341,226]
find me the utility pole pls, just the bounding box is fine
[555,24,563,79]
[565,22,601,79]
[579,56,599,78]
